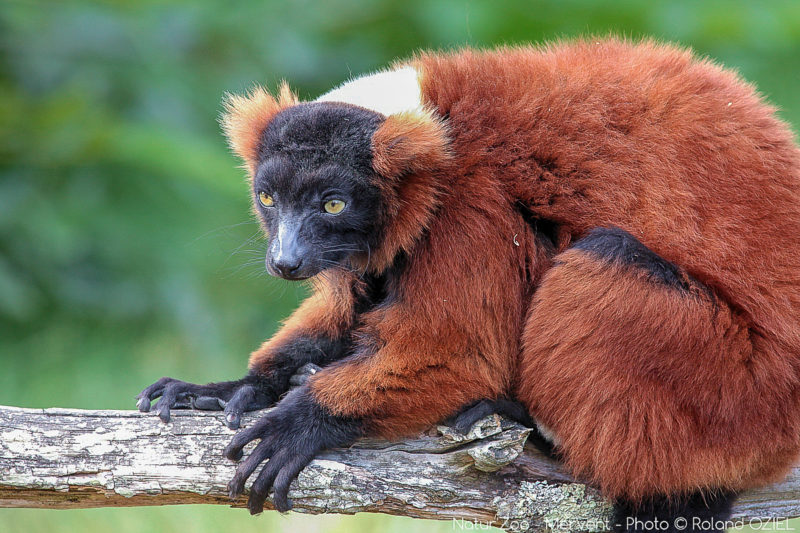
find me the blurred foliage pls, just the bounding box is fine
[0,0,798,532]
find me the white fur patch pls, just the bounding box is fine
[533,417,562,447]
[275,220,287,262]
[315,66,423,117]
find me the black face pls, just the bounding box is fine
[253,102,385,280]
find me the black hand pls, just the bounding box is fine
[224,386,362,514]
[135,375,274,428]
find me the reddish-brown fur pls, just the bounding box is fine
[221,81,298,174]
[368,110,452,271]
[225,38,800,502]
[248,270,356,371]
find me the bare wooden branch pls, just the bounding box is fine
[1,404,798,531]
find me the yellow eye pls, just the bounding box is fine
[258,192,274,208]
[323,199,346,215]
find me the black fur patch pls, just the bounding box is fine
[612,491,738,533]
[249,334,353,399]
[354,252,407,314]
[252,102,387,280]
[574,227,690,290]
[515,201,560,251]
[258,102,383,176]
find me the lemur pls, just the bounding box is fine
[137,38,800,532]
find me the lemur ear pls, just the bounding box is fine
[371,110,451,178]
[220,81,299,173]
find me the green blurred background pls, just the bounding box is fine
[1,1,798,532]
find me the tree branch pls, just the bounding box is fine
[1,404,798,531]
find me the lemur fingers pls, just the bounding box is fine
[135,377,272,427]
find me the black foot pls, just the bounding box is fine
[135,375,273,428]
[613,490,737,533]
[453,398,558,459]
[224,387,362,514]
[453,398,534,432]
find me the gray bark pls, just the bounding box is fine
[0,404,798,532]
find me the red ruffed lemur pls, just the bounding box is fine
[137,38,800,532]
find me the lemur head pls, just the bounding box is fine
[221,67,450,280]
